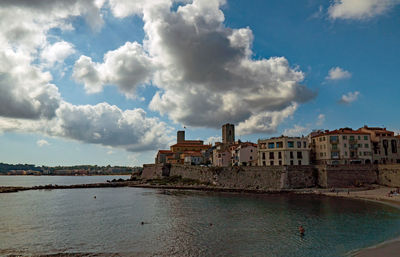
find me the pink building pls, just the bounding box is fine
[231,142,257,166]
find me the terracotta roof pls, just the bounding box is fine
[158,150,173,154]
[171,143,210,148]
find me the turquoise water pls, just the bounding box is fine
[1,186,400,256]
[0,175,130,187]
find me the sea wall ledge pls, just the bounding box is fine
[141,164,400,189]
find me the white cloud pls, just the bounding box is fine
[236,104,298,135]
[73,42,154,97]
[0,1,177,153]
[340,91,360,104]
[0,102,173,152]
[41,41,75,67]
[328,0,400,20]
[316,114,325,126]
[0,48,61,119]
[37,139,50,147]
[282,125,310,137]
[205,136,221,145]
[326,67,352,80]
[78,0,315,135]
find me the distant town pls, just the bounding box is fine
[0,163,142,176]
[155,124,400,167]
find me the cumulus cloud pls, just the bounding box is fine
[340,91,360,104]
[0,0,105,121]
[0,0,173,153]
[282,125,310,137]
[79,0,315,135]
[328,0,400,20]
[73,42,154,97]
[37,139,50,147]
[41,41,76,67]
[316,114,325,126]
[326,67,352,80]
[205,136,221,145]
[0,48,61,119]
[0,102,172,152]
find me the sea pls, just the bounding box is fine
[1,176,400,256]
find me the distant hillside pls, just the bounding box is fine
[0,163,142,175]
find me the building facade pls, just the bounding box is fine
[311,128,372,165]
[258,136,310,166]
[358,126,400,164]
[231,142,257,166]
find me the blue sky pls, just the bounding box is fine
[0,0,399,166]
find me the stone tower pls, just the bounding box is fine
[222,123,235,144]
[177,130,185,143]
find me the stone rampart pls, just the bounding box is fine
[378,165,400,187]
[142,164,316,190]
[141,164,400,189]
[316,165,378,188]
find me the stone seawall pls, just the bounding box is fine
[142,164,315,190]
[316,165,378,188]
[141,164,400,189]
[378,165,400,187]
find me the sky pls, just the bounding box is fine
[0,0,399,166]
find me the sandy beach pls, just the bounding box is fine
[319,186,400,257]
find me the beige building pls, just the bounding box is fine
[311,128,372,165]
[258,136,310,166]
[358,126,400,164]
[231,142,257,166]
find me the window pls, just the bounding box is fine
[269,152,274,159]
[268,142,275,149]
[358,144,362,148]
[290,160,294,165]
[364,136,368,140]
[303,141,307,148]
[391,140,397,154]
[345,151,348,156]
[278,152,282,159]
[276,142,283,148]
[332,144,338,150]
[343,135,347,140]
[330,136,338,142]
[297,151,303,159]
[279,160,282,165]
[350,136,354,140]
[297,141,302,148]
[263,161,266,166]
[331,152,339,158]
[344,143,347,147]
[290,152,294,159]
[320,153,323,157]
[359,152,362,156]
[298,160,302,165]
[288,141,294,148]
[270,161,274,166]
[262,153,265,159]
[250,149,253,152]
[358,136,361,140]
[365,144,369,148]
[250,156,253,160]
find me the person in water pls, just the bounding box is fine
[299,226,305,235]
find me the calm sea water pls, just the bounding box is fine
[0,175,131,187]
[1,183,400,256]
